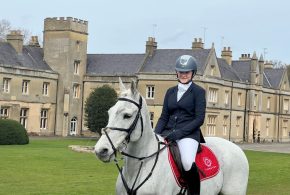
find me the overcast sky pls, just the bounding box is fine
[2,0,290,63]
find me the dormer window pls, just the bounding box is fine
[210,65,215,76]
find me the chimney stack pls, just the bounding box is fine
[192,38,204,50]
[6,30,23,54]
[145,37,157,57]
[239,53,251,61]
[29,36,40,47]
[264,60,273,69]
[221,47,232,65]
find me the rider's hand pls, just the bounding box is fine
[165,132,177,142]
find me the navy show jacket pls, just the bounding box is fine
[154,82,206,143]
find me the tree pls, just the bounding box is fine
[85,85,117,135]
[0,19,32,44]
[0,19,11,41]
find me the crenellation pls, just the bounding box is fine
[44,17,88,34]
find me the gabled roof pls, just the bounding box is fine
[86,54,145,76]
[264,68,285,89]
[231,60,251,82]
[263,73,272,88]
[139,49,211,74]
[0,42,52,71]
[217,58,241,81]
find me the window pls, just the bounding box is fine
[207,115,216,136]
[223,116,228,136]
[283,99,289,112]
[236,116,241,127]
[283,81,286,90]
[224,91,229,105]
[208,88,218,103]
[210,65,215,76]
[20,108,28,128]
[0,107,9,119]
[146,85,155,99]
[149,112,154,128]
[3,78,10,93]
[70,117,77,135]
[22,80,29,95]
[42,82,49,96]
[283,120,288,137]
[255,74,259,84]
[266,118,270,137]
[236,116,242,136]
[267,97,271,110]
[40,109,48,129]
[74,60,80,75]
[253,94,258,108]
[237,93,242,106]
[73,84,80,98]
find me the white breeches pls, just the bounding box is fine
[176,138,199,171]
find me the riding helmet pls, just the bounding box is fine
[175,55,198,73]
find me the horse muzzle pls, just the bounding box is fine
[94,146,115,162]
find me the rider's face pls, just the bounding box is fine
[177,71,193,84]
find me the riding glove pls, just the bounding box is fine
[165,132,177,141]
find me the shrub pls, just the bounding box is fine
[0,119,29,145]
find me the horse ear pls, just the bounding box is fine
[130,79,138,95]
[119,77,126,92]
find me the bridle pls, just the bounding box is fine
[102,95,167,195]
[106,96,144,143]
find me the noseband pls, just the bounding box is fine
[106,96,143,143]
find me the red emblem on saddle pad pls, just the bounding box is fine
[168,144,220,187]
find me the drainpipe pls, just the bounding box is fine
[53,75,59,135]
[80,79,85,136]
[243,87,249,142]
[229,81,233,141]
[278,91,281,142]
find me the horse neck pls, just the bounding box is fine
[126,99,157,158]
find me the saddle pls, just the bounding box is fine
[168,142,220,187]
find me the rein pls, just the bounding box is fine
[103,96,168,195]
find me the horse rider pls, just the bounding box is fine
[154,55,206,195]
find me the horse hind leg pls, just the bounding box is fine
[219,166,249,195]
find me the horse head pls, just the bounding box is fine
[94,78,146,162]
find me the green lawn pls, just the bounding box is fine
[0,138,290,195]
[0,138,117,195]
[245,150,290,195]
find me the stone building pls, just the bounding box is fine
[0,17,290,142]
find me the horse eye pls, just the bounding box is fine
[123,113,132,119]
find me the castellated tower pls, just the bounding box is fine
[43,17,88,136]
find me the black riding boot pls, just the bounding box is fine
[184,163,200,195]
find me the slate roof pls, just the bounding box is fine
[263,72,272,88]
[139,49,211,74]
[0,41,287,90]
[217,58,241,81]
[264,68,285,89]
[231,59,286,89]
[0,42,52,71]
[231,60,251,82]
[86,54,145,76]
